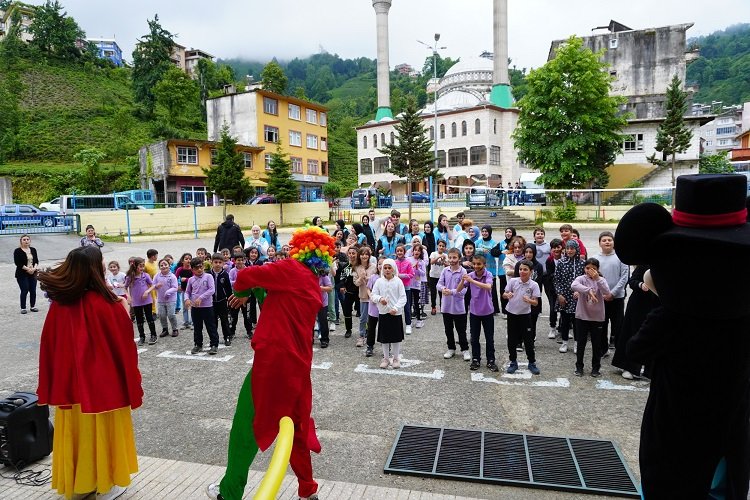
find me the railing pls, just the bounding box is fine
[0,214,80,235]
[254,416,294,500]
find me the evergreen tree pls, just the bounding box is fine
[265,143,299,225]
[513,37,627,205]
[132,15,175,115]
[651,75,693,191]
[260,60,288,94]
[203,124,254,217]
[378,100,438,220]
[153,66,200,128]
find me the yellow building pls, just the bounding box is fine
[206,87,329,201]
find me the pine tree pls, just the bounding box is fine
[265,143,299,225]
[378,100,438,220]
[132,15,175,115]
[203,124,254,217]
[652,75,693,191]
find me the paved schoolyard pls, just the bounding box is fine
[0,228,651,500]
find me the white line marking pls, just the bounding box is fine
[157,350,234,362]
[354,364,445,380]
[312,361,333,370]
[596,380,650,392]
[471,373,570,388]
[137,348,148,354]
[500,362,533,380]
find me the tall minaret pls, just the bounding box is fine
[372,0,393,121]
[490,0,514,108]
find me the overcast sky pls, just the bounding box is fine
[56,0,749,72]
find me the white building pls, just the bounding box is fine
[696,103,749,156]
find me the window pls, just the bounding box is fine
[291,156,303,173]
[440,124,445,139]
[493,119,497,134]
[176,146,198,165]
[451,122,457,137]
[319,112,327,126]
[705,140,713,147]
[306,108,318,123]
[363,136,367,149]
[475,119,481,134]
[717,139,732,146]
[264,153,272,170]
[321,161,328,176]
[470,146,487,165]
[360,158,373,175]
[264,125,279,143]
[448,148,468,167]
[320,137,328,151]
[307,159,319,175]
[288,103,301,120]
[390,132,395,144]
[429,126,434,140]
[210,148,218,165]
[490,146,501,165]
[381,133,385,146]
[705,129,714,136]
[623,133,644,152]
[289,130,302,147]
[373,134,378,148]
[461,121,467,136]
[717,126,736,135]
[242,152,253,168]
[263,97,278,115]
[374,156,389,173]
[436,150,446,169]
[719,117,732,124]
[306,134,318,149]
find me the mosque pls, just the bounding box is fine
[356,0,520,198]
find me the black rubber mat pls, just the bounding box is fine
[384,424,640,497]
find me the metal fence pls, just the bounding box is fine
[0,214,81,235]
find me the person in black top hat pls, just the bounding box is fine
[615,174,750,499]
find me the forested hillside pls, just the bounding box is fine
[687,23,750,105]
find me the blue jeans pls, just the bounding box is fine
[157,301,178,331]
[359,301,369,338]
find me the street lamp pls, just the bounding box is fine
[418,33,446,223]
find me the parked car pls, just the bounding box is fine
[247,194,278,205]
[39,197,60,211]
[468,187,502,207]
[0,204,60,229]
[409,192,429,203]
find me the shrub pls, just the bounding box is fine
[554,203,576,222]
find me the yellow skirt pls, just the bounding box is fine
[51,405,138,499]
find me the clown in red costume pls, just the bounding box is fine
[207,226,335,500]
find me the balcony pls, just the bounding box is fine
[730,148,750,161]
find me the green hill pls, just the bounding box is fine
[687,23,750,105]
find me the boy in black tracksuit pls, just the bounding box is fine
[335,249,358,338]
[543,238,563,339]
[211,253,233,346]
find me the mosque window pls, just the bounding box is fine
[360,159,372,175]
[489,146,501,165]
[475,119,481,134]
[429,126,435,140]
[461,121,467,136]
[470,146,487,165]
[493,119,497,134]
[448,148,467,167]
[363,136,367,149]
[381,133,386,145]
[373,134,378,148]
[390,132,395,144]
[440,124,445,139]
[451,122,457,137]
[374,156,389,173]
[436,150,446,168]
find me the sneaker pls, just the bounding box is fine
[320,341,329,349]
[182,323,192,330]
[516,343,524,352]
[487,362,499,373]
[528,362,540,375]
[137,338,145,346]
[20,309,27,314]
[356,337,364,347]
[344,330,352,338]
[208,346,218,355]
[149,335,157,345]
[206,483,223,500]
[365,346,373,357]
[415,320,425,328]
[379,357,390,369]
[191,345,202,354]
[405,325,412,335]
[462,350,471,361]
[97,485,126,500]
[30,307,39,312]
[159,329,169,338]
[622,370,634,380]
[443,349,455,359]
[470,360,480,371]
[548,328,556,339]
[171,329,179,337]
[559,342,568,353]
[391,357,401,369]
[334,319,340,325]
[299,495,319,500]
[574,368,583,377]
[431,307,437,315]
[506,361,518,374]
[314,321,319,331]
[601,348,610,359]
[329,322,336,332]
[224,338,231,347]
[591,370,601,378]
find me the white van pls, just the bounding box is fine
[519,172,546,205]
[468,186,502,207]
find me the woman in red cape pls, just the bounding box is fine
[37,246,143,500]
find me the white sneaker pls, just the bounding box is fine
[405,325,412,335]
[548,328,557,339]
[329,322,336,332]
[206,483,221,500]
[573,343,578,354]
[462,350,471,361]
[97,486,126,500]
[622,370,634,380]
[443,349,455,359]
[559,342,568,353]
[379,357,390,369]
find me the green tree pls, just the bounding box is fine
[28,1,84,59]
[699,152,734,174]
[265,143,299,225]
[153,66,200,127]
[203,124,254,217]
[322,181,343,202]
[378,100,438,220]
[132,15,175,115]
[74,148,107,193]
[260,60,288,94]
[513,37,627,205]
[650,75,693,191]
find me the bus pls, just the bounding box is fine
[58,194,141,214]
[115,189,155,209]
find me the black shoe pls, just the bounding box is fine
[148,335,157,345]
[574,369,583,377]
[469,360,480,371]
[320,341,329,349]
[159,329,169,338]
[365,346,373,357]
[224,338,231,346]
[208,346,218,355]
[591,370,601,378]
[344,330,352,338]
[191,345,202,354]
[487,362,499,372]
[137,337,145,346]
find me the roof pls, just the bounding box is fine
[207,88,328,112]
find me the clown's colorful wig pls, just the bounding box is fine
[288,226,336,276]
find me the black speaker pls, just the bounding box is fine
[0,392,53,468]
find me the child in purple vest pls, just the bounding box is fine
[125,257,157,346]
[436,248,470,361]
[457,255,498,372]
[185,257,218,355]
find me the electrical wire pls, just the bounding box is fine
[0,462,51,486]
